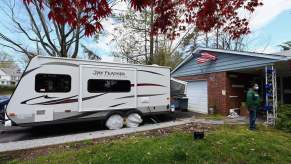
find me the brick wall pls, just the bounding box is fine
[176,72,230,115]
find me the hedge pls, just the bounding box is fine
[276,104,291,133]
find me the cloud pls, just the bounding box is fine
[253,46,278,53]
[101,55,114,62]
[86,1,128,58]
[249,0,291,31]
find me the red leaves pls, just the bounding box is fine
[130,0,151,11]
[26,0,111,37]
[24,0,263,39]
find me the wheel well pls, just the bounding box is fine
[126,109,143,117]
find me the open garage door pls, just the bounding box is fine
[186,81,208,114]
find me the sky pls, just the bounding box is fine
[0,0,290,63]
[247,0,291,53]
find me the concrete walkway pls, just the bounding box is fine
[0,118,193,152]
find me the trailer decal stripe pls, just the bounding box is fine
[33,95,78,105]
[138,70,165,76]
[131,83,167,87]
[116,93,167,99]
[22,66,41,77]
[21,93,107,105]
[21,95,58,104]
[109,103,127,108]
[82,93,107,101]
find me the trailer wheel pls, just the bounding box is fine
[105,113,124,130]
[125,111,143,128]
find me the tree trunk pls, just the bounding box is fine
[216,28,219,49]
[144,11,148,64]
[205,32,209,48]
[149,3,154,64]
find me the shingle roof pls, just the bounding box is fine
[0,63,22,77]
[172,47,289,74]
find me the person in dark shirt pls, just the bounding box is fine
[246,83,260,130]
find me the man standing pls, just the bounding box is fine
[246,83,260,130]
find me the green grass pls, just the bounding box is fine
[6,125,291,164]
[197,114,225,120]
[0,86,14,95]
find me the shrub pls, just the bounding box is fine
[0,86,15,95]
[276,104,291,132]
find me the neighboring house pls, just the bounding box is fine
[172,48,291,116]
[0,63,22,86]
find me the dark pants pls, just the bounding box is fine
[249,110,257,130]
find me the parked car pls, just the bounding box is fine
[0,96,10,122]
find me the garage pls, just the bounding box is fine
[186,81,208,114]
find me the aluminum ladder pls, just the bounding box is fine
[265,65,277,126]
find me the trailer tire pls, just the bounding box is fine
[105,113,124,130]
[125,111,143,128]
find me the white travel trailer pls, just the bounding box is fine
[5,56,171,129]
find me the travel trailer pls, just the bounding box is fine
[4,56,171,129]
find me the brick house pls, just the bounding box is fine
[171,48,291,116]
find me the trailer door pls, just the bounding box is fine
[79,65,137,112]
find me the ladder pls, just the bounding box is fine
[265,65,277,126]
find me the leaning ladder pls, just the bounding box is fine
[265,65,277,126]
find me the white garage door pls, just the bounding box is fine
[186,81,208,114]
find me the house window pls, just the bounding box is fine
[88,79,131,93]
[35,74,71,93]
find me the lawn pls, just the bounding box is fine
[4,125,291,164]
[0,86,14,96]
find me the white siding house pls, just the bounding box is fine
[0,65,22,86]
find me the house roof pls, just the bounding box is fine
[172,47,289,74]
[0,63,22,77]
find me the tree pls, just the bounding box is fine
[112,7,151,64]
[0,52,13,68]
[153,47,183,69]
[81,44,102,61]
[23,0,263,40]
[279,41,291,51]
[2,0,262,60]
[181,27,247,54]
[112,6,185,67]
[0,0,113,59]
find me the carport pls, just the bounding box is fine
[172,48,291,125]
[228,60,291,124]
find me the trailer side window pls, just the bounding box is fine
[35,74,71,93]
[88,79,131,93]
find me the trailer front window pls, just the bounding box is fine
[88,79,131,93]
[35,74,71,93]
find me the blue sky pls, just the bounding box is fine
[248,10,291,53]
[0,0,291,63]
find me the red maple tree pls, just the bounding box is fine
[23,0,262,39]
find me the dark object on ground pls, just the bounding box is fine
[276,104,291,132]
[0,96,10,122]
[193,131,204,140]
